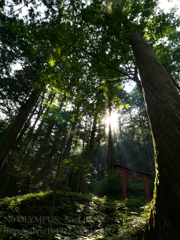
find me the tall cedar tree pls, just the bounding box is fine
[0,90,40,170]
[130,30,180,240]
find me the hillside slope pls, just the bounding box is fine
[0,191,151,240]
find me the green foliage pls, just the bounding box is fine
[91,170,153,202]
[0,190,151,240]
[92,170,122,199]
[1,1,179,238]
[125,197,145,209]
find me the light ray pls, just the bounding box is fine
[104,110,119,132]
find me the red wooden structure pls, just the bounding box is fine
[114,164,151,201]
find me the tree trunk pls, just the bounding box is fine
[96,122,101,180]
[57,126,75,191]
[80,113,97,193]
[15,102,37,146]
[22,96,45,151]
[38,129,63,191]
[0,89,40,170]
[21,122,54,194]
[48,155,62,240]
[22,93,55,158]
[129,31,180,240]
[107,106,113,170]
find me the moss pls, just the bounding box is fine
[0,191,150,240]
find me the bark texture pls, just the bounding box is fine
[129,31,180,240]
[0,90,40,170]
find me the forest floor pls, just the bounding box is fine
[0,191,152,240]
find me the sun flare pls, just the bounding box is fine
[104,110,119,131]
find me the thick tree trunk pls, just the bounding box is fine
[0,90,40,170]
[129,31,180,240]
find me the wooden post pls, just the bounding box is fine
[115,164,151,201]
[143,175,150,201]
[123,169,126,201]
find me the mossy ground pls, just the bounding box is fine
[0,191,151,240]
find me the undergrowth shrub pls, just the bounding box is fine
[0,190,151,240]
[90,169,153,201]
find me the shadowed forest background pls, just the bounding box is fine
[0,0,180,239]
